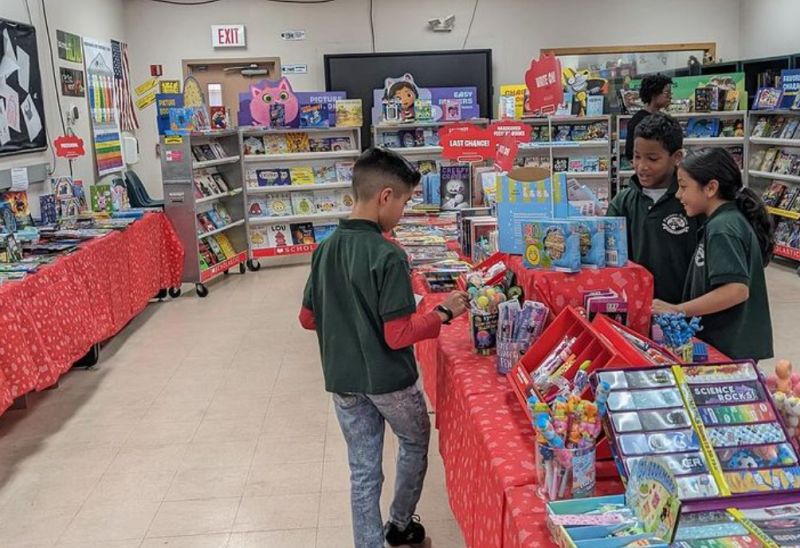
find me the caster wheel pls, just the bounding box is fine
[239,262,246,274]
[168,287,182,298]
[223,269,229,276]
[195,283,209,298]
[247,259,261,272]
[155,288,168,300]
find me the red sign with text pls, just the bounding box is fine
[438,123,496,162]
[53,134,85,159]
[494,135,519,173]
[489,121,532,143]
[525,53,564,115]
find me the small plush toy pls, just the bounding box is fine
[775,359,794,393]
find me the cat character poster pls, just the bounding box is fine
[238,77,300,127]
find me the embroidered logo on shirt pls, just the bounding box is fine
[662,213,690,235]
[694,243,706,267]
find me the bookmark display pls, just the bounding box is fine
[617,430,700,455]
[626,452,708,476]
[717,443,798,470]
[611,408,692,432]
[607,387,684,411]
[705,423,786,447]
[682,362,759,385]
[697,403,775,425]
[597,369,676,390]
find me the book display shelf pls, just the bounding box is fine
[615,111,748,195]
[160,129,247,297]
[747,109,800,273]
[239,126,361,268]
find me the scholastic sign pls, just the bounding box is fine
[211,25,246,48]
[438,123,495,162]
[53,133,85,159]
[525,53,564,115]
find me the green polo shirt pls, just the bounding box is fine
[607,174,700,303]
[302,218,419,394]
[682,202,773,360]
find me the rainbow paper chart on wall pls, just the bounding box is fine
[83,37,124,176]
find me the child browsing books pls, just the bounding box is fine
[299,148,469,548]
[653,148,774,361]
[607,113,701,304]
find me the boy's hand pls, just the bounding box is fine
[652,299,681,315]
[442,291,470,318]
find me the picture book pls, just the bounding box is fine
[442,99,461,121]
[763,182,787,206]
[244,136,266,155]
[751,116,771,137]
[761,148,779,171]
[754,87,783,110]
[335,99,363,127]
[2,192,33,227]
[168,107,194,134]
[414,99,432,122]
[198,242,215,268]
[248,197,268,217]
[270,103,286,128]
[51,176,75,198]
[381,132,401,147]
[266,193,293,217]
[778,187,799,210]
[767,116,786,138]
[289,167,316,185]
[568,158,584,172]
[313,165,338,183]
[111,178,130,212]
[726,146,744,169]
[439,165,471,211]
[197,171,221,194]
[299,104,331,128]
[196,213,215,233]
[194,173,215,196]
[266,223,290,247]
[693,87,712,112]
[312,191,339,215]
[313,223,337,242]
[263,134,288,155]
[211,173,229,193]
[330,137,352,151]
[337,189,355,211]
[583,156,600,172]
[750,149,767,170]
[598,156,610,172]
[248,226,270,249]
[553,125,571,141]
[290,192,316,216]
[309,137,332,152]
[200,144,216,161]
[206,237,228,262]
[335,161,354,182]
[39,194,57,224]
[686,118,720,138]
[214,204,233,224]
[585,95,604,116]
[286,132,311,153]
[191,146,205,162]
[206,209,225,229]
[422,128,438,146]
[209,106,227,129]
[570,124,588,142]
[553,157,569,172]
[774,152,794,175]
[290,223,316,245]
[256,169,291,186]
[214,233,237,258]
[781,119,800,140]
[90,185,113,213]
[210,142,227,158]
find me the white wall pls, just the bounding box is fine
[124,0,742,197]
[0,0,126,217]
[739,0,800,59]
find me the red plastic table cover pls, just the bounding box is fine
[506,255,655,336]
[0,213,184,415]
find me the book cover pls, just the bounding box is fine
[382,132,401,147]
[686,118,719,138]
[314,165,338,183]
[570,124,588,142]
[270,103,286,128]
[726,146,744,169]
[291,192,316,216]
[330,137,352,151]
[337,189,355,212]
[206,236,227,262]
[763,182,787,205]
[553,157,569,172]
[198,242,215,268]
[289,167,316,185]
[778,187,799,210]
[214,233,237,258]
[194,173,215,196]
[750,149,767,170]
[211,173,229,193]
[266,223,290,247]
[584,156,600,172]
[299,104,330,128]
[761,148,779,172]
[209,106,227,129]
[313,223,337,242]
[197,213,215,233]
[599,156,610,172]
[286,132,311,153]
[50,176,75,198]
[568,158,584,172]
[266,193,293,216]
[263,134,288,155]
[754,87,783,110]
[309,137,332,152]
[40,194,57,224]
[585,95,604,116]
[210,142,227,158]
[244,136,266,155]
[423,128,439,146]
[693,87,712,112]
[111,178,130,212]
[751,117,771,137]
[768,116,787,138]
[313,191,339,214]
[256,169,290,186]
[248,197,268,217]
[774,152,793,174]
[790,156,800,176]
[2,191,34,227]
[199,171,222,194]
[191,146,205,162]
[290,222,316,245]
[553,125,571,141]
[200,144,216,161]
[214,204,233,224]
[439,165,471,211]
[782,119,800,139]
[248,226,270,249]
[206,209,225,229]
[414,99,432,122]
[335,99,363,127]
[90,185,113,213]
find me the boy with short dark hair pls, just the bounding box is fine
[608,112,700,303]
[299,147,469,548]
[624,73,673,161]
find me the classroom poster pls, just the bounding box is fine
[781,69,800,108]
[83,36,124,176]
[56,30,82,64]
[630,72,747,110]
[370,76,479,125]
[59,67,85,97]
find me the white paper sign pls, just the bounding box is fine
[0,30,18,78]
[10,167,29,191]
[16,47,29,93]
[21,94,41,140]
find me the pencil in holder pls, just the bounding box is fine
[535,441,596,501]
[470,310,499,356]
[496,339,530,375]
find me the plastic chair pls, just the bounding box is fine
[124,171,164,208]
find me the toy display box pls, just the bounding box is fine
[521,219,581,272]
[594,361,800,512]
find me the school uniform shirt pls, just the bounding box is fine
[683,202,773,360]
[301,218,435,395]
[607,173,700,304]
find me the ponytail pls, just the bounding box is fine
[680,148,775,265]
[736,187,775,265]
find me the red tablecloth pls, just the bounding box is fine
[506,255,654,336]
[0,213,183,415]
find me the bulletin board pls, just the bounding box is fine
[0,18,47,157]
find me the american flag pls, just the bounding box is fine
[111,40,139,131]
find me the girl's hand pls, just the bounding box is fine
[652,299,681,315]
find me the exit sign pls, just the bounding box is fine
[211,25,246,48]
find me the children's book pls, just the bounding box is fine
[111,178,130,211]
[191,146,205,162]
[248,197,268,217]
[767,116,786,138]
[2,191,34,226]
[778,187,799,210]
[774,152,794,174]
[309,137,332,152]
[337,189,355,211]
[266,223,290,247]
[335,161,354,182]
[761,148,780,172]
[382,132,401,147]
[205,237,227,262]
[585,95,604,116]
[414,99,433,122]
[693,87,712,112]
[313,165,338,183]
[289,167,316,185]
[751,116,771,137]
[335,99,363,127]
[244,136,266,155]
[214,233,237,258]
[570,124,588,141]
[90,185,113,213]
[266,193,293,217]
[330,137,352,151]
[211,173,229,193]
[553,125,571,141]
[290,192,316,216]
[290,223,316,245]
[270,103,286,128]
[584,156,600,172]
[199,144,216,161]
[763,182,787,206]
[750,149,767,170]
[196,213,215,233]
[286,132,311,153]
[214,204,233,224]
[568,158,584,172]
[781,119,800,140]
[754,87,783,110]
[313,223,337,242]
[686,118,720,138]
[256,169,290,186]
[553,157,569,172]
[312,191,339,214]
[210,142,227,158]
[249,226,270,249]
[439,165,471,211]
[299,104,331,128]
[206,209,225,229]
[40,194,57,224]
[263,134,288,154]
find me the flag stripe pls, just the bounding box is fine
[112,40,139,131]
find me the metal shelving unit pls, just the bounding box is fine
[239,126,361,268]
[159,129,248,297]
[746,109,800,274]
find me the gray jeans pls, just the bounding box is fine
[332,382,431,548]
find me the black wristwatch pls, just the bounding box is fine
[435,304,453,325]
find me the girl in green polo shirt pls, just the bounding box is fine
[653,147,775,360]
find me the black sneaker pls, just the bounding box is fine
[385,515,427,546]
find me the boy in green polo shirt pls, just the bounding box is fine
[653,147,774,360]
[299,148,469,548]
[607,112,700,304]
